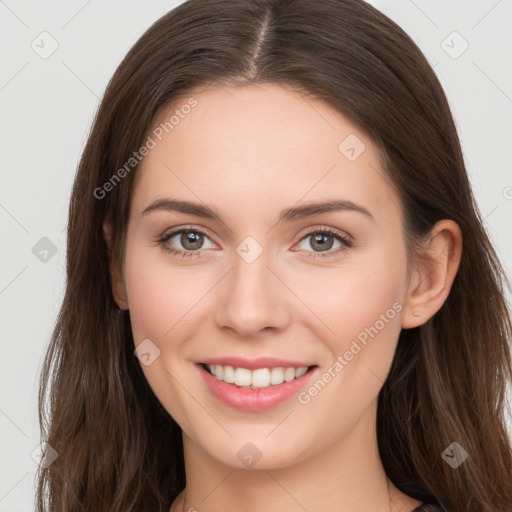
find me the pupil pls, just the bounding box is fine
[182,231,203,250]
[312,233,333,252]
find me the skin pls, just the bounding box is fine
[104,83,462,512]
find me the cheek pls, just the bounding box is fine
[123,245,204,429]
[316,241,405,334]
[313,242,407,389]
[124,263,175,344]
[123,242,204,344]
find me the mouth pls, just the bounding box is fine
[200,363,316,389]
[196,360,318,411]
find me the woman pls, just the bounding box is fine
[36,0,512,511]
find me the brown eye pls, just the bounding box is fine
[158,228,216,257]
[179,230,204,250]
[309,232,335,252]
[295,228,353,259]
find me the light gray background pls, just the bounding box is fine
[1,1,511,510]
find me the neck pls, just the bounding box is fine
[172,402,421,512]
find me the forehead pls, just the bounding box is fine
[132,83,400,227]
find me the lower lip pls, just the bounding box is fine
[198,364,317,411]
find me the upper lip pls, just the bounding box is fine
[199,357,315,370]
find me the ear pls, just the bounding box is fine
[401,219,462,329]
[103,220,129,310]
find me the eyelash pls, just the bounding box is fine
[156,226,353,260]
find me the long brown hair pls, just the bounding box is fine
[37,0,512,510]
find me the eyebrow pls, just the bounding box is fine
[141,198,374,224]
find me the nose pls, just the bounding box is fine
[214,247,292,339]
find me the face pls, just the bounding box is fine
[115,83,412,469]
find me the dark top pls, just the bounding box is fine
[412,505,444,511]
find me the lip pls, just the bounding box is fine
[199,356,314,370]
[197,362,318,412]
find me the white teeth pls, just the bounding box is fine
[223,365,235,383]
[251,368,270,388]
[270,367,285,385]
[206,364,309,388]
[284,367,296,382]
[295,366,307,378]
[234,367,252,386]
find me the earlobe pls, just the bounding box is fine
[102,220,130,310]
[401,219,462,329]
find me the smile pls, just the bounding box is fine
[205,364,309,388]
[197,358,318,411]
